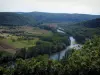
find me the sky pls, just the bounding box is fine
[0,0,100,15]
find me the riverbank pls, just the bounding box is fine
[50,36,82,60]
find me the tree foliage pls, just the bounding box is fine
[1,36,100,75]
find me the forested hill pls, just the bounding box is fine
[0,12,37,26]
[0,12,100,26]
[60,18,100,44]
[24,12,100,23]
[77,18,100,28]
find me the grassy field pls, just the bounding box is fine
[0,38,39,53]
[0,35,39,53]
[0,26,53,36]
[23,26,53,36]
[0,26,53,53]
[2,38,38,48]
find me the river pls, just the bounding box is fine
[57,28,65,34]
[50,28,82,60]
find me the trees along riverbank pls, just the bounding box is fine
[1,36,100,75]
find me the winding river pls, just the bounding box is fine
[50,28,82,60]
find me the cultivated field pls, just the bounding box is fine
[0,26,53,53]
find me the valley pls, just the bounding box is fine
[0,12,100,75]
[0,26,53,53]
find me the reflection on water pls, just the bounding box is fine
[69,37,82,50]
[50,36,82,60]
[57,29,65,34]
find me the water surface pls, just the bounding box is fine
[50,36,82,60]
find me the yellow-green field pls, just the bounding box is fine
[0,26,53,37]
[23,26,53,36]
[2,38,38,48]
[0,36,39,53]
[0,26,53,53]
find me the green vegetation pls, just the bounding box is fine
[0,12,100,75]
[2,39,37,48]
[0,51,13,64]
[0,12,37,26]
[22,12,100,23]
[0,12,100,26]
[0,26,53,52]
[0,36,100,75]
[0,25,69,58]
[59,18,100,43]
[15,33,69,59]
[62,36,100,75]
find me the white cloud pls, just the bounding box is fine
[0,0,100,15]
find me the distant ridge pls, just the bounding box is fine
[0,12,36,26]
[76,18,100,28]
[0,12,100,26]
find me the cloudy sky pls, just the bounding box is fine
[0,0,100,15]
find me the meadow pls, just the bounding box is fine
[0,26,53,53]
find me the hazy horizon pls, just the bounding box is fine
[0,11,100,15]
[0,0,100,15]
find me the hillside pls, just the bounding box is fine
[77,18,100,28]
[22,12,100,23]
[0,12,100,26]
[59,18,100,43]
[0,12,36,26]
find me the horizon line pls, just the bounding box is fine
[0,11,100,15]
